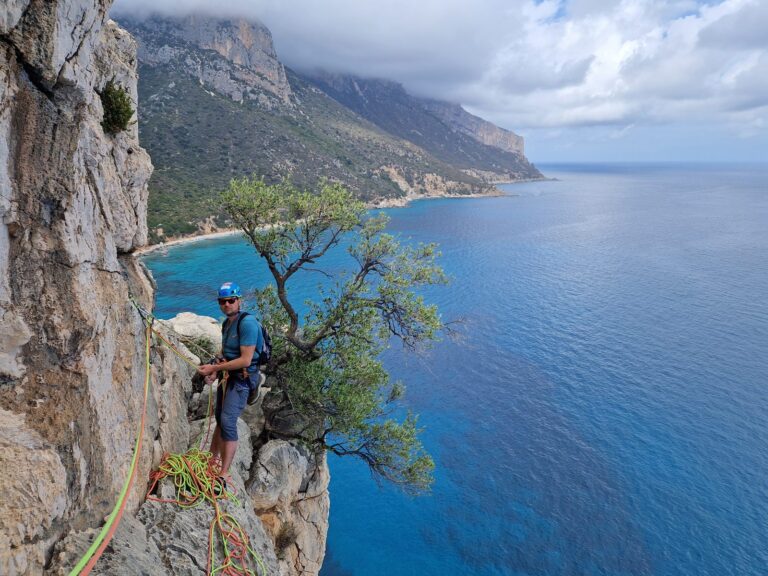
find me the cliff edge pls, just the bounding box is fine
[0,2,327,574]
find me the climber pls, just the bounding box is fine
[197,281,264,483]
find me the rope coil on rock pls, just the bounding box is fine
[146,450,267,575]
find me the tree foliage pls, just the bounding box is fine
[100,80,134,134]
[220,177,447,493]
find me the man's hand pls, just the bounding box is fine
[198,363,218,377]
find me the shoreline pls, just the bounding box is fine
[134,229,245,256]
[135,177,551,256]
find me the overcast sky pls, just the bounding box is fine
[112,0,768,163]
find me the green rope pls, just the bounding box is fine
[146,449,266,575]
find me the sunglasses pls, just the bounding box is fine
[218,297,238,305]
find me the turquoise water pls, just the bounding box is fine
[144,164,768,575]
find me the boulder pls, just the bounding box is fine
[158,312,221,348]
[249,441,330,574]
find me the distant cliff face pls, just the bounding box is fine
[419,99,525,155]
[127,15,292,107]
[305,72,540,180]
[118,14,504,240]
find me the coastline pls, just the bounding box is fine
[135,177,550,256]
[134,228,245,256]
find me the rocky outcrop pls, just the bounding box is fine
[0,1,166,572]
[249,441,330,575]
[376,164,495,202]
[0,3,328,574]
[158,311,222,347]
[419,99,525,155]
[120,15,293,108]
[50,419,282,576]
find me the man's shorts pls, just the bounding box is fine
[214,373,258,441]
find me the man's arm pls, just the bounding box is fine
[198,346,256,376]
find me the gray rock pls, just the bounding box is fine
[0,2,175,573]
[248,441,330,574]
[0,4,329,574]
[157,312,221,348]
[123,15,293,109]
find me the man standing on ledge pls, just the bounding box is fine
[197,281,264,484]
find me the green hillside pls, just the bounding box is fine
[139,66,489,240]
[125,15,541,242]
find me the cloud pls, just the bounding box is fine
[698,0,768,49]
[111,0,767,152]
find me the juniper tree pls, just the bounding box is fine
[100,80,134,134]
[220,177,447,493]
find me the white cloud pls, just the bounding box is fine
[111,0,768,159]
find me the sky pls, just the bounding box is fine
[111,0,768,163]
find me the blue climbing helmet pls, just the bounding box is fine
[217,281,242,299]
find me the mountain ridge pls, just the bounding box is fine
[119,14,543,241]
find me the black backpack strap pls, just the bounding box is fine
[235,312,248,339]
[222,311,249,338]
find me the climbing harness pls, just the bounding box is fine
[69,296,265,576]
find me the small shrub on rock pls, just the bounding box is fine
[275,522,298,558]
[100,80,134,134]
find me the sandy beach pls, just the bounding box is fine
[134,228,245,256]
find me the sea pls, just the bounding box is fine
[143,163,768,576]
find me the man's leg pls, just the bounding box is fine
[210,426,223,466]
[217,379,249,477]
[219,440,238,476]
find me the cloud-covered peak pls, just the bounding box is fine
[112,0,768,161]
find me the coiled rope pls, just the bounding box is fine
[146,450,267,576]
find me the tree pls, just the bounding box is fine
[220,177,447,493]
[100,80,134,134]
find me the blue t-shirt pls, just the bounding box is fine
[222,312,263,374]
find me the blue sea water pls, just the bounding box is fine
[143,164,768,576]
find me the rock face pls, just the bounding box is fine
[419,99,525,156]
[0,3,328,574]
[306,72,540,180]
[0,1,167,572]
[248,441,330,575]
[422,99,525,156]
[126,15,292,107]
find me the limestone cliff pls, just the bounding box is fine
[127,15,292,108]
[0,3,328,575]
[112,14,539,240]
[419,98,525,156]
[306,72,540,181]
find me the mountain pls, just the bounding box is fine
[119,15,543,241]
[305,73,535,180]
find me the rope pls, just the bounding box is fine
[146,450,267,576]
[69,319,153,576]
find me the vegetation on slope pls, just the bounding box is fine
[138,66,488,241]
